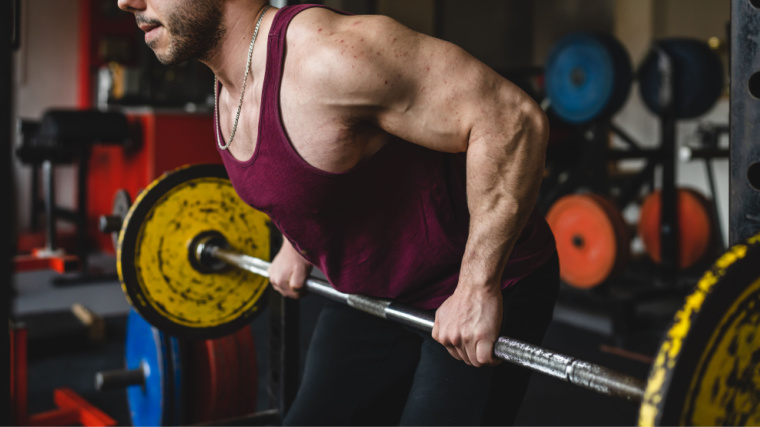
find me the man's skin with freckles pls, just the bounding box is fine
[118,0,550,398]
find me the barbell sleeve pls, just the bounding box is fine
[95,366,146,391]
[209,245,645,402]
[99,215,123,233]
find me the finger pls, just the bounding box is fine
[288,272,307,298]
[288,268,308,296]
[290,267,308,291]
[466,343,481,368]
[476,339,501,367]
[455,342,472,365]
[269,273,285,292]
[445,345,461,361]
[268,275,283,293]
[285,284,302,299]
[272,282,292,298]
[270,275,299,299]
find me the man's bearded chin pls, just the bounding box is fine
[151,3,225,65]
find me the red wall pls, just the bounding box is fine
[87,112,222,253]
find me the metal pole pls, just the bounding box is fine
[209,246,646,403]
[730,0,760,245]
[3,0,16,422]
[42,160,57,252]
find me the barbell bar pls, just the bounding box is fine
[193,230,646,402]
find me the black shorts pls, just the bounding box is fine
[284,252,560,426]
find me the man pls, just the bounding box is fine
[117,0,559,424]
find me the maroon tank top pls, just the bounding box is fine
[216,4,556,310]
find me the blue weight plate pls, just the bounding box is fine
[546,32,632,124]
[126,309,171,426]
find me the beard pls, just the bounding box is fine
[146,0,226,65]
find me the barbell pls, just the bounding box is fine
[113,164,760,426]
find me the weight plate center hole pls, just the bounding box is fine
[571,68,587,87]
[187,230,230,273]
[572,234,585,248]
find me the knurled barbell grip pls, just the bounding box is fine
[209,246,645,402]
[492,338,645,401]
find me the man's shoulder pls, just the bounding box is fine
[285,6,344,45]
[283,9,368,88]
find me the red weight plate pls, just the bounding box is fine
[210,336,236,422]
[186,339,217,424]
[638,188,714,269]
[224,334,242,421]
[546,193,630,288]
[188,337,235,424]
[233,326,258,416]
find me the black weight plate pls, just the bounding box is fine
[639,38,724,119]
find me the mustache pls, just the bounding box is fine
[135,15,163,28]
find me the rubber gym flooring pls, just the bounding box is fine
[16,259,671,426]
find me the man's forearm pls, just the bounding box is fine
[458,104,549,288]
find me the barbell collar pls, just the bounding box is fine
[202,240,646,402]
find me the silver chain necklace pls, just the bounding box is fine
[215,5,271,150]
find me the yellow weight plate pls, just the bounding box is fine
[639,233,760,426]
[118,164,271,339]
[683,274,760,425]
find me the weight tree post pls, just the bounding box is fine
[266,227,300,420]
[730,0,760,244]
[267,293,300,419]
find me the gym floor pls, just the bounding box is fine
[15,255,676,426]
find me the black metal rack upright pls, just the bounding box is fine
[730,0,760,245]
[4,0,18,424]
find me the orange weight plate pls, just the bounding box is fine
[638,188,714,269]
[546,194,630,288]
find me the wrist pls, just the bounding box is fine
[456,273,502,294]
[277,239,308,261]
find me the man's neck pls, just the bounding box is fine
[202,1,273,96]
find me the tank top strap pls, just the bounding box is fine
[268,4,351,39]
[264,4,352,101]
[259,4,353,159]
